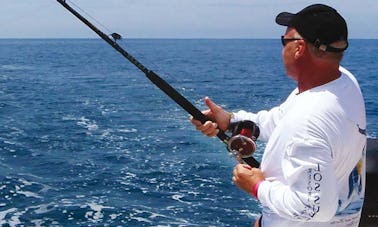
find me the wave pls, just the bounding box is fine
[1,64,34,71]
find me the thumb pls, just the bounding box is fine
[204,96,230,131]
[205,96,221,113]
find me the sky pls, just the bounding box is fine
[0,0,377,39]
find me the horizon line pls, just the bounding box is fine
[1,37,377,40]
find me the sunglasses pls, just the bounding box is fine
[281,36,304,46]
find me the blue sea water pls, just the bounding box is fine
[0,39,377,226]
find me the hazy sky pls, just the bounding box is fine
[1,0,377,39]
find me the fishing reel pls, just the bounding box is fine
[227,120,260,159]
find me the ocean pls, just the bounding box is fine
[0,39,377,226]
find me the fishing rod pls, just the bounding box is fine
[56,0,260,168]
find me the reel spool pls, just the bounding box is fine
[227,120,260,158]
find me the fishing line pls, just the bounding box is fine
[115,39,201,107]
[67,0,168,78]
[63,0,195,115]
[56,0,260,168]
[66,0,113,36]
[68,0,205,114]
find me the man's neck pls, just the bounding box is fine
[297,65,341,93]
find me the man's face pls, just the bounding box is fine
[281,28,302,81]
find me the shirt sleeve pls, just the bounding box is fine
[257,136,339,222]
[231,107,281,142]
[231,89,298,141]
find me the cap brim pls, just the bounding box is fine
[275,12,295,26]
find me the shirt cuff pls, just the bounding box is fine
[230,110,246,123]
[253,180,264,199]
[256,180,270,203]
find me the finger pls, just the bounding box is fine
[235,164,252,176]
[200,121,216,131]
[190,116,201,126]
[203,126,218,137]
[201,109,211,116]
[235,163,244,170]
[233,166,240,178]
[204,97,221,114]
[195,121,212,131]
[243,165,252,170]
[207,128,219,137]
[194,121,217,137]
[203,121,217,132]
[190,109,212,125]
[232,169,239,180]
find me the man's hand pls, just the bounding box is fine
[190,97,231,137]
[233,164,265,197]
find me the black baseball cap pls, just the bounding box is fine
[276,4,348,52]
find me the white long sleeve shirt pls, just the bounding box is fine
[232,67,366,227]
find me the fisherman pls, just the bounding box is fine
[190,4,366,227]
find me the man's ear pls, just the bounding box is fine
[294,40,306,60]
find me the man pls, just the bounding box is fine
[191,4,366,227]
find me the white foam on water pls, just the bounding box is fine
[15,188,42,199]
[5,203,60,227]
[171,193,192,205]
[129,208,154,225]
[76,117,99,131]
[130,206,196,226]
[83,202,113,223]
[0,208,17,224]
[32,202,57,215]
[0,208,23,227]
[62,115,99,133]
[118,128,138,133]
